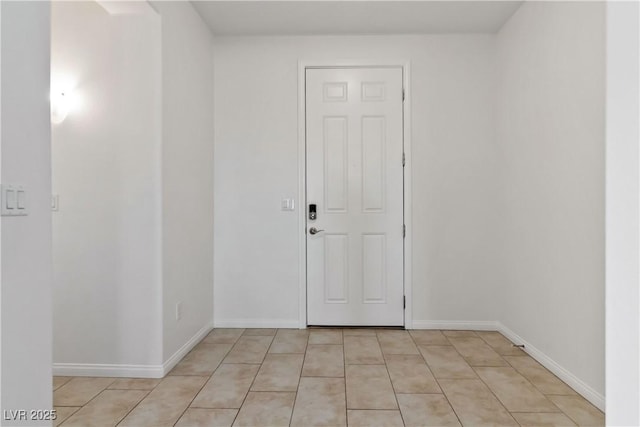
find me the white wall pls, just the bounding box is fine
[1,1,53,424]
[213,35,498,327]
[52,1,215,374]
[52,2,164,369]
[605,1,640,424]
[151,1,215,362]
[495,1,605,404]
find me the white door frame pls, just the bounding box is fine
[297,59,413,329]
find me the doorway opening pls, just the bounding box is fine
[298,63,413,328]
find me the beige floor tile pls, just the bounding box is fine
[232,392,295,427]
[53,377,73,391]
[439,378,518,426]
[175,408,238,427]
[505,356,577,395]
[242,328,276,336]
[59,389,147,427]
[290,377,346,427]
[347,410,404,427]
[448,336,508,366]
[397,394,461,427]
[475,367,559,412]
[302,344,344,377]
[385,354,441,394]
[52,329,597,427]
[170,343,233,376]
[418,346,476,379]
[223,336,273,364]
[343,328,377,336]
[547,395,605,426]
[442,330,478,338]
[346,364,398,409]
[512,412,577,426]
[251,353,303,391]
[119,376,208,427]
[191,363,260,409]
[204,329,246,345]
[344,335,384,364]
[476,331,526,356]
[409,330,450,345]
[53,377,116,407]
[108,378,161,390]
[377,330,420,355]
[54,407,80,427]
[309,329,342,345]
[269,329,309,354]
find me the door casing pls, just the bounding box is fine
[297,60,413,329]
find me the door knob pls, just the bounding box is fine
[309,227,324,235]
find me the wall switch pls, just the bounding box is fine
[281,198,295,211]
[17,190,26,210]
[1,184,28,216]
[175,302,182,321]
[6,189,15,210]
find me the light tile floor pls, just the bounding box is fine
[52,328,605,427]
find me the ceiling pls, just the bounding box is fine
[191,1,523,36]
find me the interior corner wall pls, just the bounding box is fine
[51,2,164,370]
[151,1,215,362]
[212,35,499,327]
[1,1,53,424]
[495,1,605,403]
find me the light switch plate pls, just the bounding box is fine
[281,198,295,211]
[1,184,28,216]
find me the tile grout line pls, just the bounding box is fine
[471,334,570,422]
[443,333,519,424]
[409,331,464,427]
[111,389,153,427]
[228,332,276,426]
[136,328,237,427]
[55,377,118,412]
[53,406,81,426]
[468,364,524,425]
[287,330,309,427]
[378,330,406,426]
[343,330,349,426]
[434,332,513,426]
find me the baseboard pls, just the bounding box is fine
[213,319,301,329]
[411,320,500,331]
[53,363,164,378]
[53,321,214,379]
[161,321,214,376]
[497,322,605,412]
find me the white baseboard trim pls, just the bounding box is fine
[411,320,500,331]
[53,321,214,379]
[497,322,605,412]
[161,321,214,376]
[213,319,301,329]
[53,363,164,378]
[411,319,605,412]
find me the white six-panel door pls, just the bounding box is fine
[306,67,404,326]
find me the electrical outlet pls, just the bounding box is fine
[175,302,182,321]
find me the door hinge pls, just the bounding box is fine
[402,153,406,167]
[403,224,406,238]
[403,296,406,309]
[402,88,405,102]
